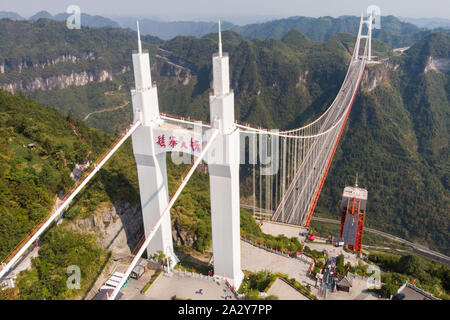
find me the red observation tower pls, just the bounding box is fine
[339,178,368,252]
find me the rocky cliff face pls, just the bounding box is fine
[0,51,111,93]
[172,220,198,248]
[296,70,309,88]
[361,55,449,92]
[68,200,199,257]
[425,56,450,73]
[0,51,192,94]
[2,52,97,73]
[69,201,143,258]
[362,61,399,92]
[155,54,192,85]
[1,70,113,93]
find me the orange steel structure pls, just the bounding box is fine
[339,185,367,252]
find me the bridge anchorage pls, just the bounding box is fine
[0,10,375,300]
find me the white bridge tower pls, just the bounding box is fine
[353,12,373,61]
[130,21,243,288]
[130,22,178,265]
[207,21,244,288]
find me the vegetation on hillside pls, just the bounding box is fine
[309,220,410,251]
[0,89,114,261]
[368,251,450,299]
[318,32,450,255]
[0,88,212,299]
[233,15,434,47]
[238,270,279,300]
[16,227,110,300]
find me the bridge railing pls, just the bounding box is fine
[160,112,211,128]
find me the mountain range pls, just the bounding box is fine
[0,10,120,29]
[0,17,448,257]
[398,17,450,30]
[1,10,449,46]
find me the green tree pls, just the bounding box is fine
[397,255,426,280]
[380,283,398,298]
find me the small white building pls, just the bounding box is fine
[332,236,345,247]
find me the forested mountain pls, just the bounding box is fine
[117,18,236,40]
[0,19,448,256]
[0,11,23,20]
[399,17,450,30]
[1,12,441,47]
[318,33,449,255]
[0,19,161,133]
[114,15,435,47]
[0,89,211,299]
[0,89,114,261]
[28,10,120,28]
[233,15,433,47]
[0,89,131,299]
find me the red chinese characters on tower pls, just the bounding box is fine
[156,134,166,148]
[191,138,201,153]
[156,133,201,152]
[168,136,178,148]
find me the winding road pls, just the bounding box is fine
[83,101,130,121]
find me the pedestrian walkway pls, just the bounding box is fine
[267,278,309,300]
[143,272,236,300]
[241,240,315,289]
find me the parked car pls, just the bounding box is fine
[130,265,145,280]
[392,293,405,300]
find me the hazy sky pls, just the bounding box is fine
[2,0,449,22]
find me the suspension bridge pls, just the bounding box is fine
[1,12,375,299]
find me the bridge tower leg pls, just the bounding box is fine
[367,14,373,61]
[353,13,363,60]
[130,23,178,265]
[207,22,244,289]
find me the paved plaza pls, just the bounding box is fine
[319,277,384,300]
[115,222,382,300]
[120,269,155,300]
[306,243,361,266]
[260,221,308,239]
[261,221,360,266]
[266,278,309,300]
[142,272,236,300]
[240,240,316,288]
